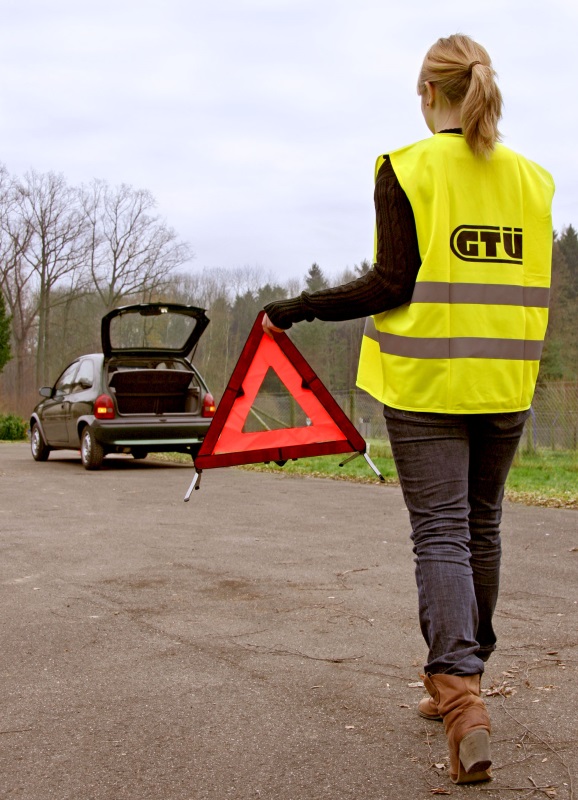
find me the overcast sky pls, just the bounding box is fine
[0,0,575,283]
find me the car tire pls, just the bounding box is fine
[131,448,148,460]
[31,423,51,461]
[80,426,105,470]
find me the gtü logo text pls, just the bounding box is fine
[450,225,523,264]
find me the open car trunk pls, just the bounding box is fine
[108,367,203,415]
[100,303,211,418]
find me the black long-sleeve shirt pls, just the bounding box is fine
[263,155,422,328]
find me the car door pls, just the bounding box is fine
[64,358,96,445]
[40,362,80,444]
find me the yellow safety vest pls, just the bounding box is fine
[356,134,555,413]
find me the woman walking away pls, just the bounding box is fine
[263,34,554,784]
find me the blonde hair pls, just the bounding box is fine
[418,34,503,158]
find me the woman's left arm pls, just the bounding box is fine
[263,156,421,330]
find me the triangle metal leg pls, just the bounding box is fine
[184,469,202,501]
[339,451,362,467]
[339,450,386,483]
[363,452,386,483]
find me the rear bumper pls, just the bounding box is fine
[90,416,211,450]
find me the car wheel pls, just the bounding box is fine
[131,448,148,460]
[80,427,105,470]
[31,423,50,461]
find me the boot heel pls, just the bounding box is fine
[454,729,492,784]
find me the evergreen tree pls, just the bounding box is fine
[256,283,287,307]
[0,291,11,374]
[558,225,578,299]
[542,234,578,380]
[305,263,328,293]
[354,259,372,276]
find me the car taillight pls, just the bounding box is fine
[202,392,216,418]
[94,394,116,420]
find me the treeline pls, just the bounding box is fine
[0,164,577,416]
[544,225,578,380]
[171,260,371,401]
[0,166,191,413]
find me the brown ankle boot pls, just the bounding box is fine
[418,694,442,720]
[424,673,492,784]
[418,674,443,720]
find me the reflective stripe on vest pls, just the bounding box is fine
[363,316,544,361]
[410,282,550,307]
[356,135,555,414]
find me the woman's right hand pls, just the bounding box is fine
[262,313,284,339]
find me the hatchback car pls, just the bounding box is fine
[30,302,216,470]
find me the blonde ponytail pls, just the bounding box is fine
[418,34,503,158]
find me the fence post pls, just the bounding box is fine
[526,406,536,453]
[349,389,356,423]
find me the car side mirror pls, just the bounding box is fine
[39,386,53,398]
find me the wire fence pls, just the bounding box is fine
[248,382,578,452]
[526,382,578,451]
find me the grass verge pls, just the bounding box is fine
[156,442,577,510]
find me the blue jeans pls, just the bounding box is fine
[383,404,530,676]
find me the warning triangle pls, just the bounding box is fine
[194,311,366,469]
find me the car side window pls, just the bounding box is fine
[54,363,79,396]
[74,359,95,391]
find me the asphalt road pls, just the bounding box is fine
[0,443,576,800]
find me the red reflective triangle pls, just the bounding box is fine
[195,311,366,469]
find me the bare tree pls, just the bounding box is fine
[12,171,91,385]
[0,169,38,405]
[0,289,11,375]
[81,180,192,311]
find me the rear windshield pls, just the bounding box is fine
[109,307,199,352]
